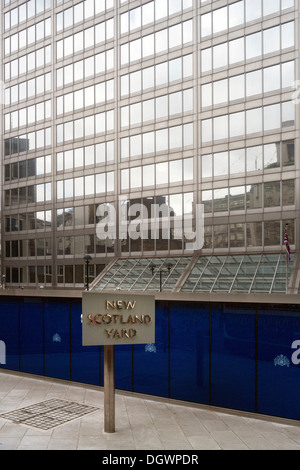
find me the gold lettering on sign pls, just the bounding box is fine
[87,307,152,341]
[87,314,152,326]
[106,300,137,310]
[105,329,137,339]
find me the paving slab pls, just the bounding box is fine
[0,370,300,451]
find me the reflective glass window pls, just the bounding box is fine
[246,184,262,209]
[264,182,280,207]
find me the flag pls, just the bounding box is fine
[284,227,291,262]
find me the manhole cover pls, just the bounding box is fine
[0,398,100,430]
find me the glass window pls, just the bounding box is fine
[156,0,168,20]
[143,67,154,90]
[282,61,294,89]
[130,70,141,93]
[264,143,280,169]
[214,188,228,212]
[230,186,245,211]
[281,22,294,49]
[247,222,262,247]
[230,224,245,248]
[170,160,182,183]
[65,150,73,170]
[170,92,182,115]
[282,101,295,127]
[264,26,280,54]
[74,31,83,52]
[75,206,84,226]
[169,58,181,82]
[246,70,262,96]
[282,0,294,10]
[264,65,280,92]
[85,27,94,49]
[264,182,280,207]
[143,1,154,25]
[246,146,263,172]
[264,104,280,131]
[75,177,84,197]
[229,37,244,64]
[143,34,154,58]
[85,175,94,196]
[230,111,245,138]
[214,225,228,248]
[143,164,154,187]
[282,180,295,206]
[263,0,280,16]
[74,2,83,23]
[213,79,228,105]
[130,134,141,157]
[156,162,168,185]
[201,12,211,37]
[143,99,155,122]
[201,119,212,143]
[214,115,228,140]
[264,221,280,246]
[183,54,193,78]
[202,154,212,178]
[156,96,168,120]
[213,43,227,69]
[201,83,212,108]
[143,132,155,154]
[246,184,262,209]
[184,158,193,181]
[130,103,141,126]
[121,169,129,190]
[282,140,294,167]
[169,24,182,49]
[229,74,244,101]
[230,149,245,175]
[130,167,141,189]
[246,32,262,59]
[156,129,168,152]
[202,190,212,213]
[64,36,73,57]
[170,125,182,149]
[229,1,244,28]
[130,38,141,62]
[213,7,227,34]
[246,108,262,134]
[245,0,261,22]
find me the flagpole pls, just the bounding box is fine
[286,246,288,294]
[285,223,288,295]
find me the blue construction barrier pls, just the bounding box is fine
[1,296,300,420]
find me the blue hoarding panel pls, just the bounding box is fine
[115,345,133,392]
[2,296,300,421]
[211,304,256,412]
[0,300,19,371]
[19,299,44,375]
[71,302,101,386]
[170,302,210,404]
[257,307,300,420]
[133,303,169,398]
[44,301,70,381]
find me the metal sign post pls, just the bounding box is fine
[82,292,155,434]
[104,345,115,433]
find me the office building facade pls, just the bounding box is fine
[1,0,299,293]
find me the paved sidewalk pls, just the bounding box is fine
[0,370,300,450]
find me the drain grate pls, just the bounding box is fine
[0,398,100,430]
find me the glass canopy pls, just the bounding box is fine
[92,253,295,294]
[93,256,192,292]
